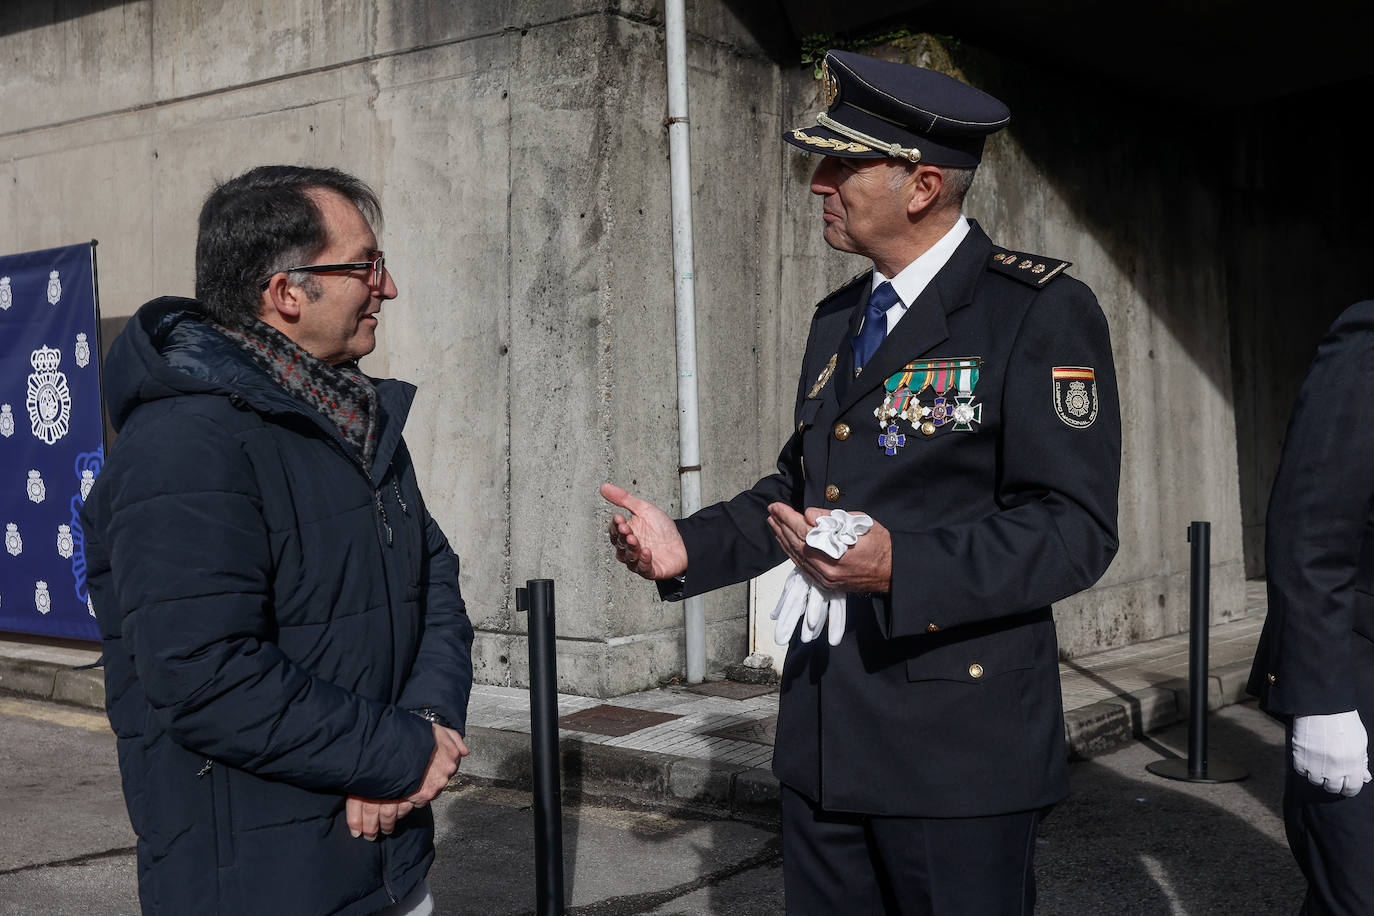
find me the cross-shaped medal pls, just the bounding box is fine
[878,424,906,455]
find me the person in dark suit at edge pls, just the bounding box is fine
[602,50,1121,914]
[1250,301,1374,915]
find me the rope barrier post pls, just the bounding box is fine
[516,579,565,914]
[1147,522,1247,783]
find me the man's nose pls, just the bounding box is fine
[378,267,398,300]
[810,157,839,195]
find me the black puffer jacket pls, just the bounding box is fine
[82,298,474,915]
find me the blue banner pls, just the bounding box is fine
[0,242,104,641]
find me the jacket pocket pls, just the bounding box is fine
[797,399,822,431]
[210,763,236,868]
[905,619,1038,684]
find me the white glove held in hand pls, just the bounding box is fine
[1292,710,1372,797]
[804,510,874,559]
[769,511,873,647]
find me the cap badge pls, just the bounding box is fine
[1052,367,1098,428]
[822,59,839,109]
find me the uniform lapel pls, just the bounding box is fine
[836,223,992,417]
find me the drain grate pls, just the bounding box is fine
[556,704,682,737]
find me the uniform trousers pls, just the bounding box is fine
[1285,633,1374,916]
[781,785,1045,915]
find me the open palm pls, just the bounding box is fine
[601,482,688,580]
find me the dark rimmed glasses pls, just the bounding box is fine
[261,251,385,289]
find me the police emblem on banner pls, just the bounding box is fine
[46,270,62,305]
[4,523,21,557]
[26,470,46,503]
[74,332,90,369]
[26,345,72,445]
[56,524,73,559]
[0,404,13,438]
[0,276,11,311]
[35,581,51,615]
[1052,366,1098,428]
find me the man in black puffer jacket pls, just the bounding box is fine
[82,165,474,915]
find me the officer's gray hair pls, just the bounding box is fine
[887,162,977,210]
[935,166,976,209]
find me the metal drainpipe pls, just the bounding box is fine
[663,0,706,683]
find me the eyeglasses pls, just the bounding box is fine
[261,252,386,289]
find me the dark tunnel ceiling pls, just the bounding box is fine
[771,0,1374,109]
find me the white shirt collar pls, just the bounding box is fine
[870,216,970,333]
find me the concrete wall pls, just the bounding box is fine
[1,2,1273,694]
[1225,82,1374,579]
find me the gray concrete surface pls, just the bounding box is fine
[0,690,1305,914]
[0,3,1287,696]
[0,601,1270,822]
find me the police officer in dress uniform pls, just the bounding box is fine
[1249,301,1374,915]
[603,50,1121,914]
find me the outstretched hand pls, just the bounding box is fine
[601,482,688,581]
[767,503,892,594]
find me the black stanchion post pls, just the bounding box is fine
[516,579,565,915]
[1147,522,1246,783]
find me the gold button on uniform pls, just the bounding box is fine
[825,484,840,502]
[1268,673,1277,685]
[968,663,984,679]
[834,422,850,441]
[921,421,936,436]
[926,623,940,633]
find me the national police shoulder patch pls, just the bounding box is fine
[1052,366,1097,428]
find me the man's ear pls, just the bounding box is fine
[906,164,945,217]
[260,273,304,323]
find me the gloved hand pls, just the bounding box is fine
[770,510,873,647]
[1292,710,1372,797]
[772,568,810,646]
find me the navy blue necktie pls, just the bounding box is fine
[851,281,899,374]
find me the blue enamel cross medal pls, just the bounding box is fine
[878,424,906,455]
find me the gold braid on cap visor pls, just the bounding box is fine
[816,112,922,163]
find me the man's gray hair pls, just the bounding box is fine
[886,162,977,210]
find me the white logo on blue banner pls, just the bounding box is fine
[26,470,45,503]
[0,277,10,311]
[0,242,105,641]
[56,524,73,559]
[26,346,72,445]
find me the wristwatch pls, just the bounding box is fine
[409,707,451,729]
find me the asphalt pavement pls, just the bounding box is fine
[0,694,1304,914]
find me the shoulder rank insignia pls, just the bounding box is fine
[1052,366,1098,428]
[988,250,1070,288]
[816,269,872,308]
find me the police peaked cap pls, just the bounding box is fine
[784,50,1010,168]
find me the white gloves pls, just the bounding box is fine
[1292,710,1372,797]
[770,510,873,648]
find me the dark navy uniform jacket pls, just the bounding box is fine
[1250,301,1374,719]
[666,222,1121,817]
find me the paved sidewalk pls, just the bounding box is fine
[0,581,1269,822]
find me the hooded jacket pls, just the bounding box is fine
[81,297,474,915]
